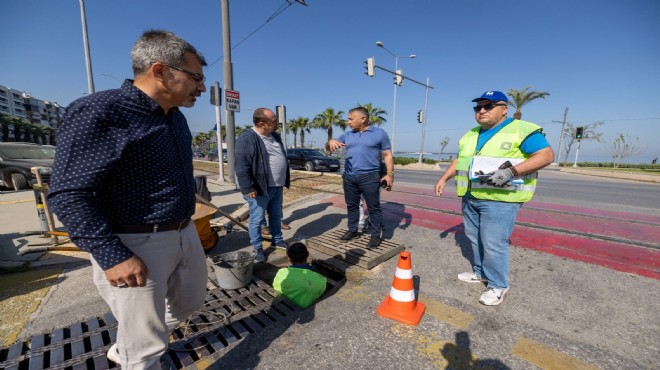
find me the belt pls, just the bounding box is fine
[111,219,190,234]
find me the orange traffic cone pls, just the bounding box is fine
[377,251,426,325]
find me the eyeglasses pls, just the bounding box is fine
[473,103,507,112]
[163,63,205,84]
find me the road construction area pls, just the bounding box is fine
[0,167,658,369]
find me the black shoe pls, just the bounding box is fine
[367,236,381,249]
[339,231,359,241]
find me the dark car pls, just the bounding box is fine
[207,148,227,162]
[0,142,55,190]
[287,148,340,172]
[192,149,205,159]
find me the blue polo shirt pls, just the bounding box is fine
[338,125,391,175]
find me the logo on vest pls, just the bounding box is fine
[500,142,512,150]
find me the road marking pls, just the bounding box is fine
[512,337,598,370]
[0,198,32,205]
[419,294,474,330]
[391,326,479,369]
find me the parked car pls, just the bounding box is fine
[286,148,340,172]
[0,142,55,190]
[192,149,205,159]
[207,148,227,162]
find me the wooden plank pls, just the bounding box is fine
[307,229,404,269]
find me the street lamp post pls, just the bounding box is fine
[376,41,415,153]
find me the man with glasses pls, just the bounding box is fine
[235,108,290,263]
[434,91,553,306]
[48,30,208,368]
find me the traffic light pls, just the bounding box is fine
[364,57,375,77]
[394,69,403,86]
[575,126,584,140]
[417,110,423,123]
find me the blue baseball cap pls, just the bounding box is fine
[472,91,508,103]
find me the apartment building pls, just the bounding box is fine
[0,84,66,142]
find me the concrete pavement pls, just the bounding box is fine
[1,169,658,369]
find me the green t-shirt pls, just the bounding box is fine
[273,267,327,308]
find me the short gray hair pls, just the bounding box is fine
[131,29,206,75]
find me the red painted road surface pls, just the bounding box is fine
[325,189,660,280]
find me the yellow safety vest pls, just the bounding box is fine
[455,120,542,203]
[273,267,327,308]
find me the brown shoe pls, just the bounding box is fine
[281,223,291,230]
[261,226,270,236]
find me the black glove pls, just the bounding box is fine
[485,168,515,187]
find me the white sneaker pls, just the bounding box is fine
[479,287,509,306]
[107,343,121,364]
[457,272,486,283]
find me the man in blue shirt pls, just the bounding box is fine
[327,107,394,248]
[48,30,208,369]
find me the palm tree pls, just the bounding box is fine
[357,102,387,126]
[193,132,209,151]
[287,117,311,147]
[312,108,345,143]
[235,125,253,138]
[507,86,550,120]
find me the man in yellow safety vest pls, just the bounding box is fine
[434,90,554,306]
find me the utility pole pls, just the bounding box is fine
[221,0,236,184]
[213,82,225,183]
[553,107,568,166]
[78,0,95,94]
[573,139,581,167]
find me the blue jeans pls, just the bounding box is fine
[243,187,284,250]
[461,197,522,289]
[343,171,382,237]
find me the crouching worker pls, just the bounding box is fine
[273,243,326,308]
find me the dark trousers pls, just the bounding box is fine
[343,171,382,237]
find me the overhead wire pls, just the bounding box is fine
[205,0,297,71]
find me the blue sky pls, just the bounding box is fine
[2,0,659,162]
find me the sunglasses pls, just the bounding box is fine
[473,103,507,112]
[163,63,206,84]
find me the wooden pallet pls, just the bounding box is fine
[306,229,404,270]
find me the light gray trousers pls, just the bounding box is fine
[91,223,207,370]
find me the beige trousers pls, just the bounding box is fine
[91,223,207,370]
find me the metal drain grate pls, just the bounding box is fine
[0,279,302,370]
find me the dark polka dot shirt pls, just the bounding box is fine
[48,80,196,270]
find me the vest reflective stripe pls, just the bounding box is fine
[455,120,542,203]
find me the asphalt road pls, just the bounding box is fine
[2,170,659,369]
[394,168,660,216]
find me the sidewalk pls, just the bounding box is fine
[1,170,658,369]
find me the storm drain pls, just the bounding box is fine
[0,279,303,370]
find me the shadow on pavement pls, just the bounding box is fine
[442,331,512,369]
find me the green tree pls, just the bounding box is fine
[603,133,641,168]
[561,121,604,166]
[440,136,450,154]
[507,86,550,120]
[313,108,345,143]
[357,102,387,126]
[287,117,311,147]
[235,125,253,139]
